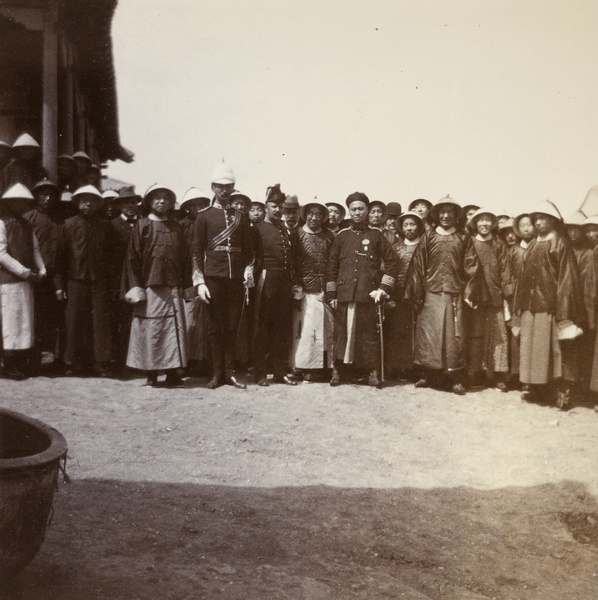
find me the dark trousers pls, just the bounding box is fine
[205,277,245,380]
[65,279,112,368]
[33,281,66,363]
[253,270,292,381]
[109,290,133,369]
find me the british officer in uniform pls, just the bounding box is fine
[192,163,254,389]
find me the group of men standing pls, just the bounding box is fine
[0,147,595,410]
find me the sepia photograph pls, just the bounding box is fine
[1,0,597,598]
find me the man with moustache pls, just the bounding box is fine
[252,184,297,386]
[192,163,254,389]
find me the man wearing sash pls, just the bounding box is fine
[192,164,254,389]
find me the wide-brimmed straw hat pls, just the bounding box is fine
[1,183,36,213]
[466,207,498,232]
[396,210,424,235]
[72,185,103,201]
[563,209,587,226]
[325,202,346,221]
[300,200,329,224]
[12,133,40,150]
[230,190,252,213]
[498,218,515,232]
[530,200,563,223]
[368,200,387,215]
[32,179,59,196]
[408,198,432,212]
[512,213,534,238]
[143,184,176,210]
[429,195,462,220]
[181,187,211,212]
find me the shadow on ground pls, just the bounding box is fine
[7,480,598,600]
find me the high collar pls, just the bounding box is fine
[435,225,456,236]
[404,237,420,246]
[149,213,167,222]
[350,222,369,232]
[536,230,556,242]
[303,224,322,234]
[475,232,493,242]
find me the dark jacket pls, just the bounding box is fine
[291,226,334,294]
[122,216,191,293]
[254,220,293,277]
[326,225,397,302]
[464,235,513,308]
[513,233,584,325]
[391,238,419,300]
[24,208,63,275]
[404,228,473,306]
[54,214,114,290]
[192,206,254,281]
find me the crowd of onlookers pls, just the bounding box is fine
[1,132,597,411]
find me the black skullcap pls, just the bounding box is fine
[345,192,370,208]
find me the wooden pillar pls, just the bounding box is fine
[42,1,58,180]
[62,42,74,155]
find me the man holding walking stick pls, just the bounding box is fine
[326,192,397,388]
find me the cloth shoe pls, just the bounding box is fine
[330,367,341,387]
[452,383,466,395]
[367,369,381,388]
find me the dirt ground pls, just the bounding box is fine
[2,372,598,599]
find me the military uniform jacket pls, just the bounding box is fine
[192,205,254,282]
[326,225,397,303]
[254,220,293,277]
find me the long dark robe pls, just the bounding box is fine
[122,216,191,371]
[385,238,419,373]
[513,232,584,384]
[404,228,475,372]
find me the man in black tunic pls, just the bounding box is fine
[326,192,397,387]
[192,164,254,389]
[252,184,298,386]
[24,179,65,372]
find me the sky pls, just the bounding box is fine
[107,0,598,217]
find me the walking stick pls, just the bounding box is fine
[235,284,251,349]
[170,292,184,367]
[376,300,385,383]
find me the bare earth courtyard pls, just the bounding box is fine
[2,374,598,599]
